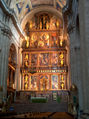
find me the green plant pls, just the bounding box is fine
[57,96,61,103]
[31,98,47,103]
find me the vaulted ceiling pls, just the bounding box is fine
[4,0,67,23]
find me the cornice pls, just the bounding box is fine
[1,28,12,39]
[0,0,24,39]
[0,19,12,39]
[0,20,20,46]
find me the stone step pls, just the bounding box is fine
[10,101,68,114]
[0,112,74,119]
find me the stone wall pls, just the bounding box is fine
[63,0,84,114]
[0,1,24,100]
[63,0,89,117]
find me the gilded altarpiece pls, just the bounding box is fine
[21,13,68,91]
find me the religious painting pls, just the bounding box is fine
[30,76,38,90]
[51,33,58,47]
[39,53,49,66]
[39,75,49,91]
[38,33,49,48]
[31,54,38,66]
[38,38,45,48]
[52,75,58,89]
[30,33,38,48]
[51,53,58,66]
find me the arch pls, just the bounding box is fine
[21,5,63,30]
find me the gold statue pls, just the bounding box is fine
[56,20,59,28]
[46,21,49,30]
[26,40,29,48]
[30,21,33,29]
[40,21,42,29]
[60,53,64,59]
[61,81,64,89]
[61,60,64,66]
[25,54,28,60]
[25,61,28,67]
[25,83,28,89]
[61,75,64,80]
[60,40,63,46]
[25,75,28,82]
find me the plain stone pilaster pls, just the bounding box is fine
[3,35,9,98]
[0,29,2,86]
[69,30,77,85]
[0,32,10,99]
[79,0,89,112]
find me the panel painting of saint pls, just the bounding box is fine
[38,33,49,48]
[51,33,58,47]
[31,54,37,66]
[51,53,58,66]
[39,53,49,66]
[39,75,49,90]
[30,76,38,90]
[30,33,38,48]
[52,75,58,89]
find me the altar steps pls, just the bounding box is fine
[0,112,74,119]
